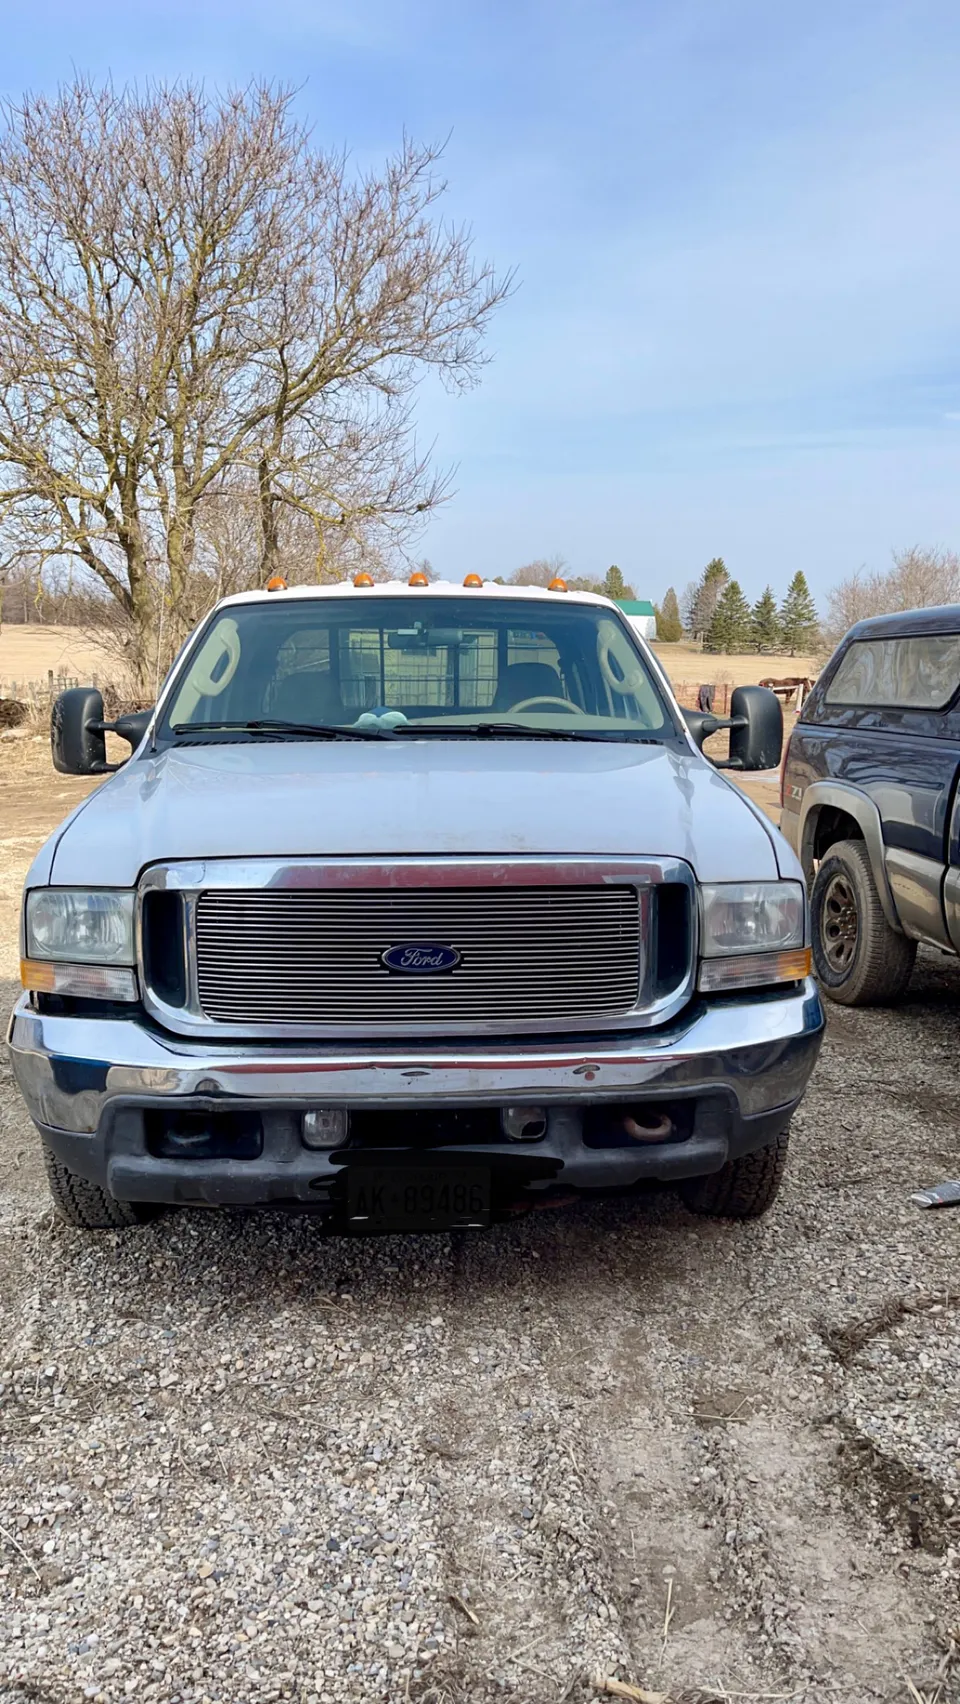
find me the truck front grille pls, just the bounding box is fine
[194,885,643,1028]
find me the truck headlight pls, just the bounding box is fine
[22,889,138,1002]
[698,881,809,992]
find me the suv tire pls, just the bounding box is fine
[680,1132,789,1219]
[43,1147,149,1230]
[811,838,916,1006]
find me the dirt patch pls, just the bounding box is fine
[0,743,102,978]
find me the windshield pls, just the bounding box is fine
[159,595,674,741]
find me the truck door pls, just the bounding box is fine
[817,631,960,951]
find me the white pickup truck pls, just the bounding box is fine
[8,576,823,1234]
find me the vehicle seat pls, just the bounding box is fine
[493,661,564,711]
[269,671,344,724]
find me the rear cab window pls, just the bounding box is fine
[825,635,960,711]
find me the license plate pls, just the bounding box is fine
[346,1165,491,1232]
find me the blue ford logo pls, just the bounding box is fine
[380,943,461,974]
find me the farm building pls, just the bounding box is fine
[614,598,657,640]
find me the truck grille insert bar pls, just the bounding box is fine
[194,886,643,1026]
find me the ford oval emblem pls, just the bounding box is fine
[380,943,462,974]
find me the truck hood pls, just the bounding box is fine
[47,739,784,886]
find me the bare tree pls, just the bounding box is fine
[824,547,960,648]
[509,555,571,588]
[0,79,512,685]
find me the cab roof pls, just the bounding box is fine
[846,604,960,642]
[215,578,617,613]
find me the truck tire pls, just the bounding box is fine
[43,1147,146,1230]
[811,838,915,1006]
[680,1132,789,1219]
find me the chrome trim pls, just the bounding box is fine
[8,981,824,1136]
[136,856,699,1041]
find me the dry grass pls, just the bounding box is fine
[651,641,818,693]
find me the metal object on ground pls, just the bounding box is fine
[910,1179,960,1208]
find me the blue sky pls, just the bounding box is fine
[4,0,960,609]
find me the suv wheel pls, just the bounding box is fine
[43,1147,153,1230]
[680,1131,789,1219]
[811,838,915,1006]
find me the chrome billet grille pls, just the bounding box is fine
[194,886,642,1027]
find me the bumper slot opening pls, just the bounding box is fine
[145,1109,263,1162]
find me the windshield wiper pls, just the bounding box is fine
[392,722,659,742]
[170,719,396,740]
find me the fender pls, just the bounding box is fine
[798,780,900,930]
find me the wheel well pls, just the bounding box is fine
[811,805,863,864]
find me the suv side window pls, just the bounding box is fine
[826,635,960,711]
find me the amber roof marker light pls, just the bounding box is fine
[265,575,287,592]
[408,571,430,586]
[353,572,375,587]
[463,574,484,588]
[548,576,568,592]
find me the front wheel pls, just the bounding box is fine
[680,1132,789,1219]
[43,1147,152,1230]
[810,838,915,1006]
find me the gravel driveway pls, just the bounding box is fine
[1,758,959,1704]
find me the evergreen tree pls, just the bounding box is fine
[689,557,729,642]
[601,564,636,600]
[656,586,683,642]
[779,570,819,655]
[705,579,752,652]
[750,585,782,651]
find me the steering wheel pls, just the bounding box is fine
[510,695,586,715]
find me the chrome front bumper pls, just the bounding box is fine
[8,983,823,1132]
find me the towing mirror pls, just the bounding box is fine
[52,689,153,776]
[728,685,783,771]
[682,685,783,772]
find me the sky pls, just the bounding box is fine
[4,0,960,609]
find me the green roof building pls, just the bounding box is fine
[614,598,656,639]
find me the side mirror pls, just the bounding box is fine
[728,685,783,771]
[52,690,154,775]
[682,708,720,751]
[52,687,107,775]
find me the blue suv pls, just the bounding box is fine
[781,605,960,1004]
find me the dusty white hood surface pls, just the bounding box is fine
[46,739,784,886]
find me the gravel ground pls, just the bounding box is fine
[2,951,960,1704]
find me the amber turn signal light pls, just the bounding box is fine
[463,573,483,587]
[697,946,811,995]
[548,577,568,592]
[408,571,430,586]
[353,572,375,587]
[265,575,287,592]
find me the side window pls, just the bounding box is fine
[826,636,960,710]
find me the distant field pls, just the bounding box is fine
[0,624,112,691]
[650,639,818,688]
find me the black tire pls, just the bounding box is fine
[43,1147,147,1230]
[680,1131,790,1219]
[811,838,916,1007]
